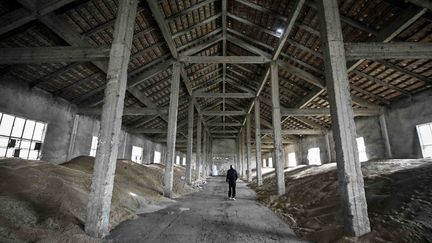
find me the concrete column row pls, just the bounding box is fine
[85,0,138,237]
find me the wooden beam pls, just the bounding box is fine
[207,122,243,126]
[179,55,269,64]
[210,130,239,134]
[165,0,216,21]
[345,42,432,60]
[0,47,110,64]
[201,110,247,116]
[129,128,186,134]
[147,0,213,135]
[405,0,432,11]
[34,10,166,118]
[172,14,222,39]
[239,0,306,136]
[226,35,272,58]
[261,129,326,135]
[351,70,411,97]
[280,108,382,116]
[297,5,426,112]
[375,60,432,85]
[194,92,255,98]
[0,0,78,36]
[278,61,325,88]
[78,107,168,116]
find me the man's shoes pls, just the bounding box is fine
[228,197,232,200]
[232,197,236,201]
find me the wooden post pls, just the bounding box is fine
[270,61,286,195]
[254,99,263,186]
[85,0,137,237]
[325,132,332,163]
[203,129,207,177]
[186,98,194,184]
[379,113,393,158]
[67,114,79,161]
[196,115,202,180]
[163,62,181,198]
[246,114,252,182]
[318,0,371,236]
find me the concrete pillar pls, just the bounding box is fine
[163,62,181,198]
[85,0,138,237]
[203,130,207,177]
[196,116,202,180]
[121,132,128,159]
[270,61,286,196]
[186,99,194,184]
[209,137,213,175]
[325,132,332,163]
[242,130,247,179]
[254,99,263,186]
[318,0,371,236]
[379,113,392,158]
[240,131,246,178]
[67,114,79,161]
[236,137,241,175]
[246,115,252,182]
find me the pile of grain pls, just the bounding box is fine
[0,156,193,242]
[250,159,432,242]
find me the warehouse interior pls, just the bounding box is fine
[0,0,431,242]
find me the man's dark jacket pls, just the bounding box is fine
[226,168,238,183]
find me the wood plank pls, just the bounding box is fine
[0,47,110,64]
[194,92,255,98]
[280,108,382,116]
[179,55,269,64]
[345,42,432,60]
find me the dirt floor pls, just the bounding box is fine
[0,156,193,243]
[249,159,432,243]
[110,177,306,243]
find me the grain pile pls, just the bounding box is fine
[0,156,193,242]
[250,159,432,243]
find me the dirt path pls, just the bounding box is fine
[109,177,306,243]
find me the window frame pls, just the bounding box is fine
[416,122,432,158]
[356,137,368,162]
[307,147,321,165]
[0,112,47,160]
[90,136,98,157]
[131,145,143,164]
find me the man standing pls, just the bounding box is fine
[226,165,238,200]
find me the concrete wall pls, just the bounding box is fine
[0,79,172,164]
[212,139,236,173]
[0,80,74,163]
[386,89,432,158]
[282,89,432,165]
